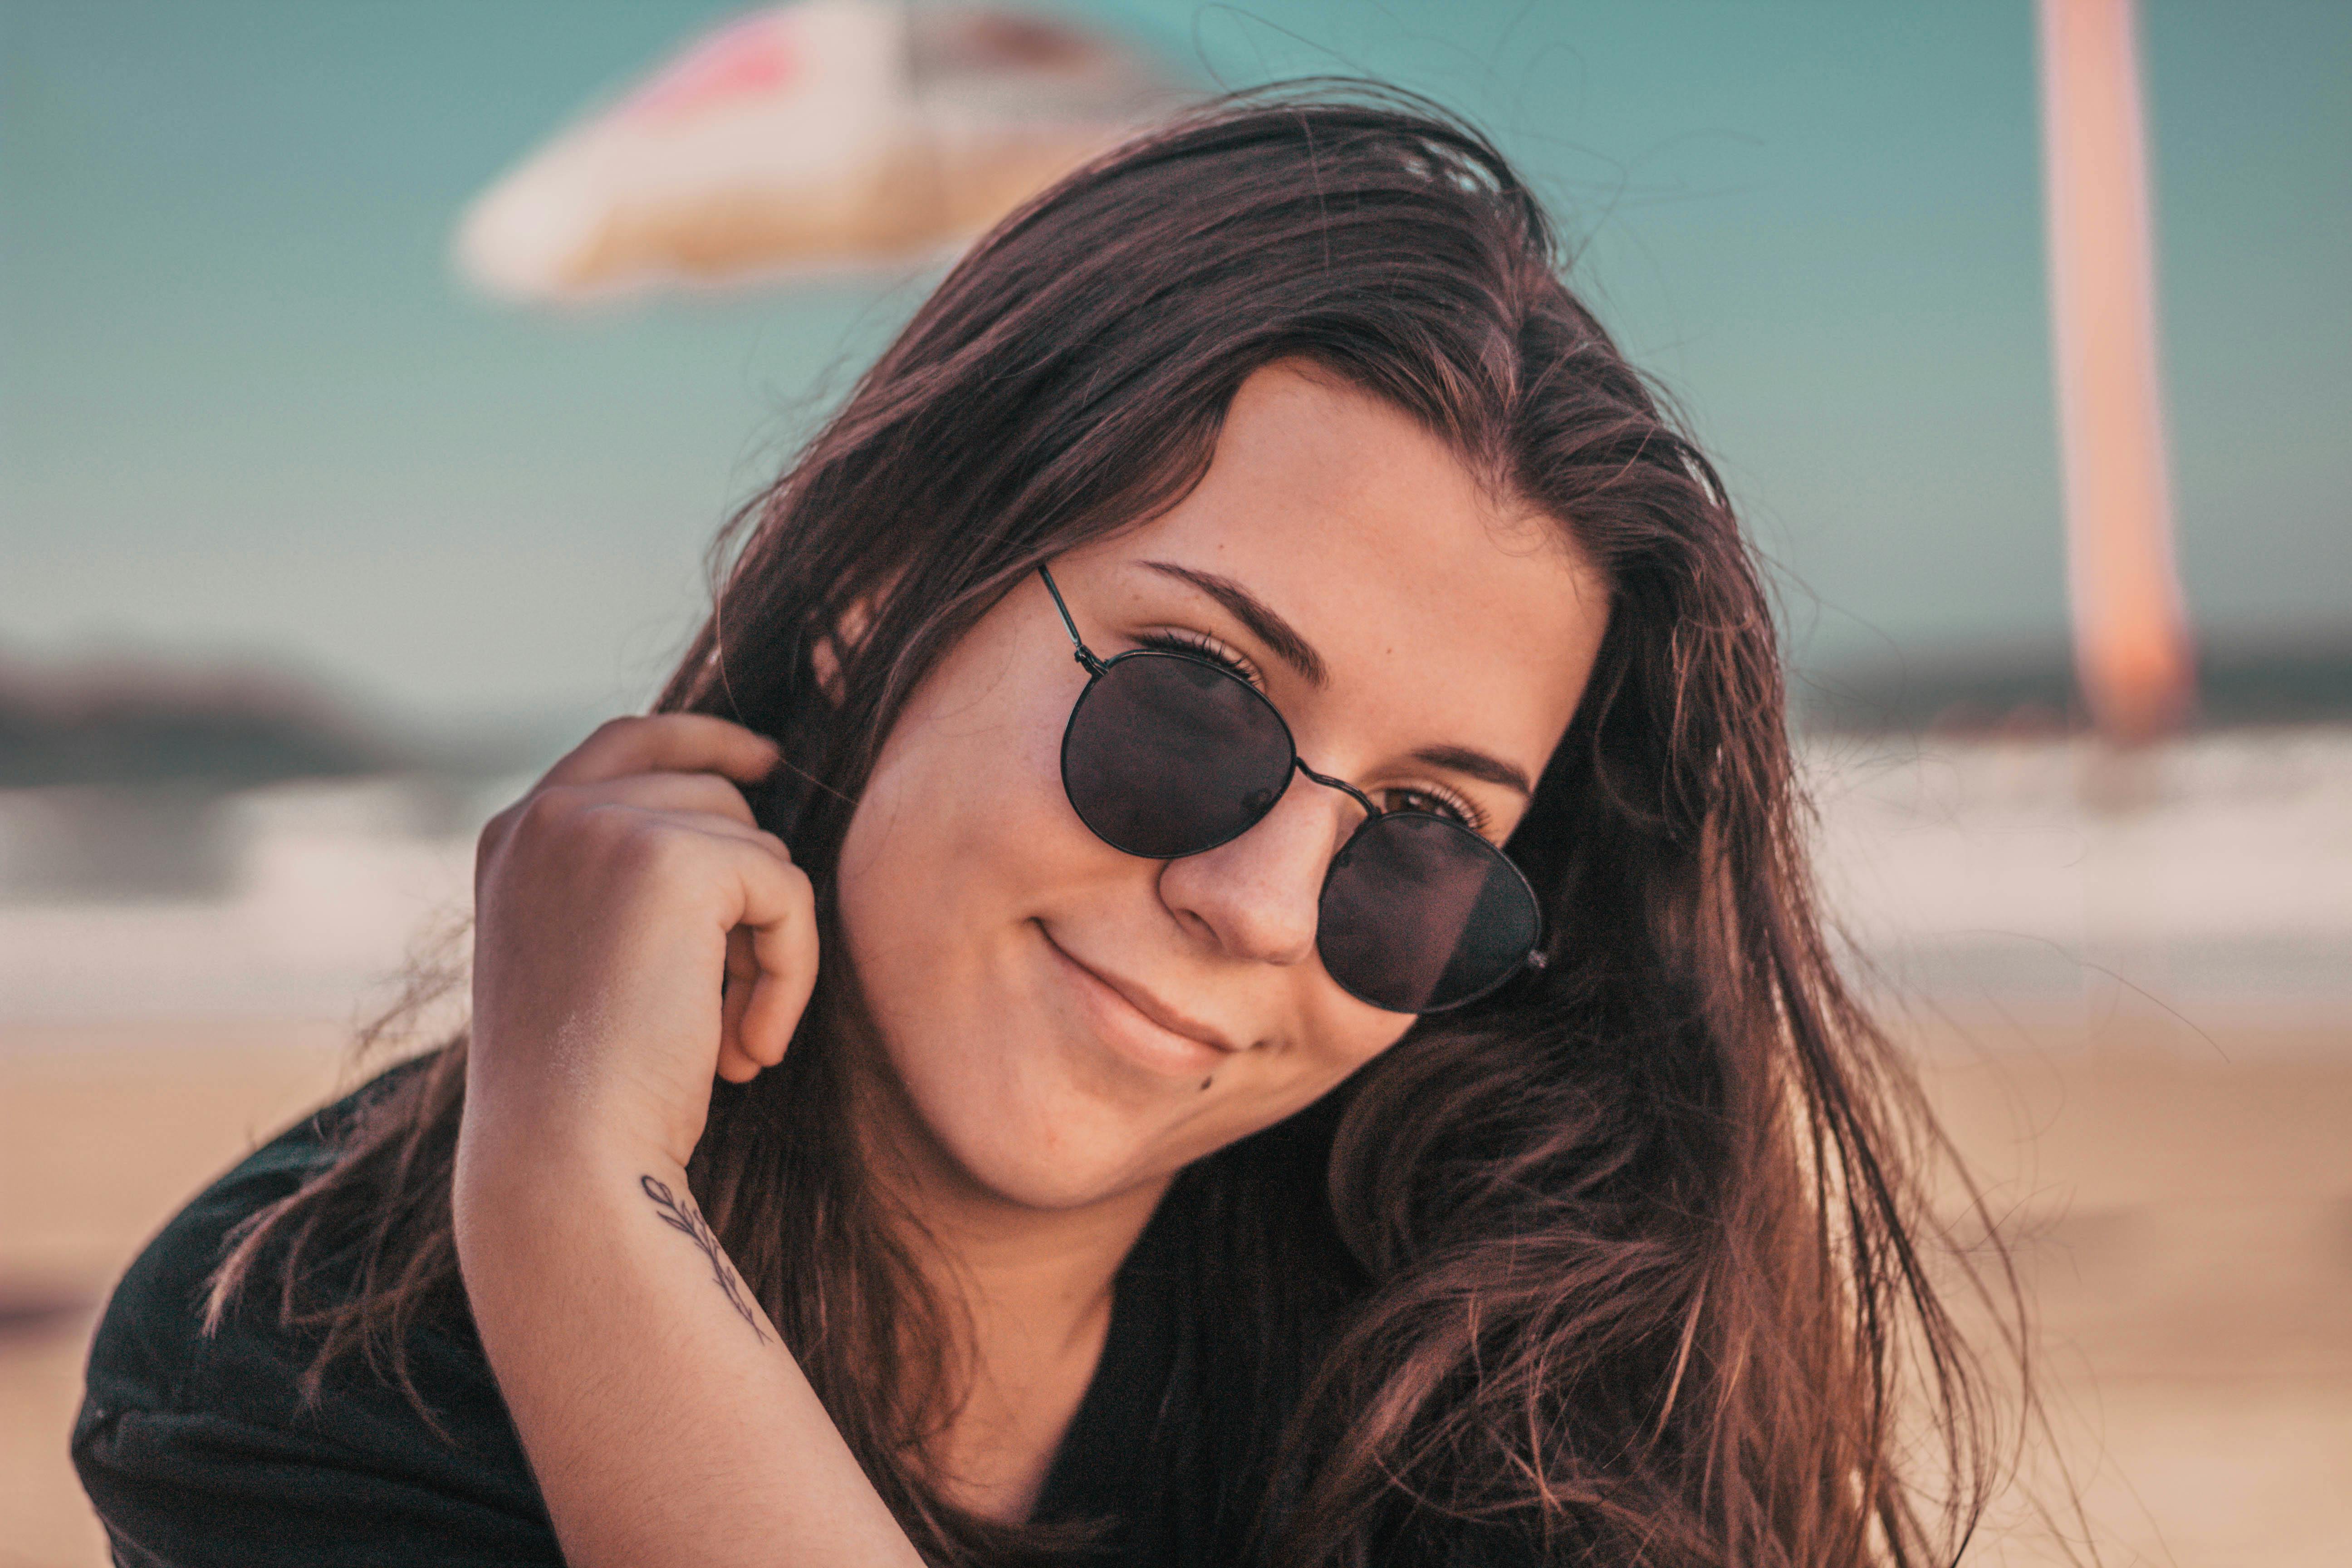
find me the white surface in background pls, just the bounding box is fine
[0,778,503,1030]
[1807,727,2351,1015]
[1810,726,2350,944]
[0,731,2345,1034]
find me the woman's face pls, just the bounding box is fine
[835,362,1611,1212]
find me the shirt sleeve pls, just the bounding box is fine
[72,1065,566,1568]
[74,1401,565,1568]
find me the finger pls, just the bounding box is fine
[726,849,820,1071]
[539,714,780,792]
[693,834,813,1075]
[564,771,762,833]
[565,803,795,863]
[715,930,761,1083]
[716,1036,761,1085]
[723,927,791,1071]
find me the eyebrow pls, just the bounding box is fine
[1138,559,1536,801]
[1140,560,1329,688]
[1412,745,1534,800]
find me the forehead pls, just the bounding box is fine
[1099,362,1608,771]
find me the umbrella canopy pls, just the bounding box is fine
[456,0,1184,301]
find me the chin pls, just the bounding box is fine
[908,1067,1175,1212]
[878,980,1212,1214]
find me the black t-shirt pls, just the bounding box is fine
[73,1065,1201,1567]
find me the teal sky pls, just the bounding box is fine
[4,0,2346,727]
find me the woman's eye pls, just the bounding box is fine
[1379,785,1487,833]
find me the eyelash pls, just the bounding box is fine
[1128,629,1491,834]
[1133,626,1262,685]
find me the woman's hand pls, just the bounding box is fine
[464,713,817,1174]
[450,716,922,1567]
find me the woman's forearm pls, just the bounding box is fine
[454,1137,925,1568]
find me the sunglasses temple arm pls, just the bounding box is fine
[1036,564,1107,676]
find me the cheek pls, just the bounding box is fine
[835,659,1078,1004]
[831,643,1140,1191]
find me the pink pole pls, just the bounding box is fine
[2038,0,2195,742]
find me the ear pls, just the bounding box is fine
[808,595,880,707]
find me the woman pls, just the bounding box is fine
[77,91,2006,1566]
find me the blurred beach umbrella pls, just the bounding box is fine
[2038,0,2195,743]
[456,0,1182,300]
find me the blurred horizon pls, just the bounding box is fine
[6,0,2349,735]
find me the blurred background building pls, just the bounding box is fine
[3,2,2346,1563]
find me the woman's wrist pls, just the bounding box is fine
[452,1107,681,1292]
[461,1137,782,1359]
[458,1129,689,1225]
[456,1030,702,1186]
[447,1107,924,1567]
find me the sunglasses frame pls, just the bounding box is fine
[1037,563,1547,1014]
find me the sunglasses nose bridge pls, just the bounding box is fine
[1153,763,1343,970]
[1290,756,1379,826]
[1225,754,1369,868]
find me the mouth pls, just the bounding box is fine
[1035,921,1243,1078]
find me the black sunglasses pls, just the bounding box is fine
[1039,564,1546,1015]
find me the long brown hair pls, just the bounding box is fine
[212,87,2018,1565]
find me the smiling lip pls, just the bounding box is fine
[1036,922,1244,1075]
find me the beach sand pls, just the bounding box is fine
[4,1009,2346,1566]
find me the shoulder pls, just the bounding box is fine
[74,1056,559,1565]
[77,1057,463,1433]
[80,1073,353,1417]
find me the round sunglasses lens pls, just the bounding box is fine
[1317,813,1540,1014]
[1062,653,1295,859]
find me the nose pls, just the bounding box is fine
[1156,766,1356,967]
